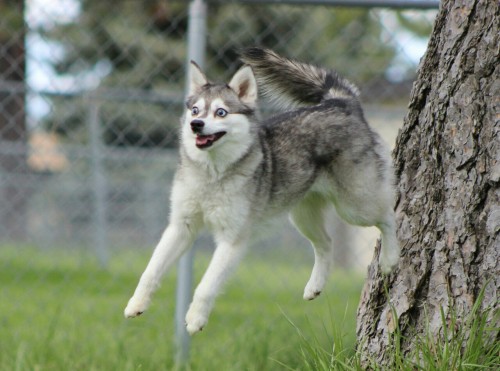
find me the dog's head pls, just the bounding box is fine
[182,62,258,155]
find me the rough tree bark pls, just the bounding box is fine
[356,0,499,366]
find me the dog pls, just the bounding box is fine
[124,47,399,334]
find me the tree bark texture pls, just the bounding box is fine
[356,0,499,366]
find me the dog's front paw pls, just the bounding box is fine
[185,303,208,335]
[185,315,207,335]
[124,295,150,318]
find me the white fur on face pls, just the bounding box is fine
[182,97,255,174]
[185,98,252,138]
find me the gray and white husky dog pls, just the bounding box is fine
[124,48,399,334]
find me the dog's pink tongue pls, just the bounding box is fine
[196,134,215,146]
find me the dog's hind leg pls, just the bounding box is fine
[289,194,333,300]
[377,211,400,273]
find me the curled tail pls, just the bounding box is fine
[240,47,359,109]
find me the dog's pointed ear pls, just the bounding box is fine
[188,61,208,95]
[228,65,257,107]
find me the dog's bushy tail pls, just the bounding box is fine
[240,47,359,109]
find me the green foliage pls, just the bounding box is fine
[295,8,395,81]
[38,2,427,148]
[41,1,188,147]
[0,2,24,38]
[395,11,434,38]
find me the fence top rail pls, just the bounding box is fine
[0,81,183,105]
[210,0,440,9]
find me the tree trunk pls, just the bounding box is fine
[356,0,499,366]
[0,0,28,240]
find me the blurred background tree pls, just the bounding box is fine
[0,0,28,239]
[35,1,431,148]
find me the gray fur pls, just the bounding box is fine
[240,47,360,108]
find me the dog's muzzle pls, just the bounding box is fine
[190,119,204,134]
[190,119,226,149]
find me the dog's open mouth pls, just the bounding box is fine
[195,132,226,149]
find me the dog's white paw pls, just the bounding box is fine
[185,316,207,335]
[185,312,207,335]
[185,302,208,335]
[379,253,399,274]
[303,268,328,300]
[124,295,150,318]
[303,280,323,301]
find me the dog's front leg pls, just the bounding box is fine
[124,221,198,318]
[185,235,247,334]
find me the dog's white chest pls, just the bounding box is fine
[182,170,251,236]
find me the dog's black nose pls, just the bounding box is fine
[190,119,204,133]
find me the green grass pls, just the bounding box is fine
[391,289,500,371]
[3,245,497,370]
[0,245,363,370]
[288,283,499,371]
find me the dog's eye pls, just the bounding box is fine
[191,107,199,116]
[215,108,227,117]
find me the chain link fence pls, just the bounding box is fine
[1,0,438,366]
[1,0,437,262]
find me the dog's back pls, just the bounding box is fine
[242,48,392,219]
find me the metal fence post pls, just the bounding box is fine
[88,98,109,267]
[175,0,207,366]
